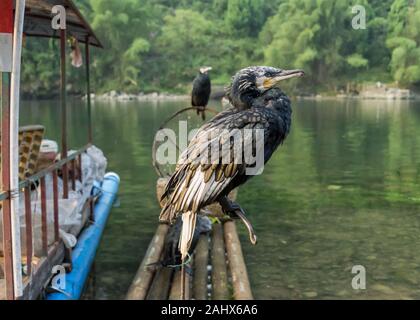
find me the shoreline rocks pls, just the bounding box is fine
[84,86,420,102]
[297,85,420,101]
[83,90,189,102]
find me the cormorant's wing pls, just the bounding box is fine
[159,107,281,223]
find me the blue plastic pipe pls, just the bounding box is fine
[46,172,120,300]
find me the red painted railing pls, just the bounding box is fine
[1,144,90,299]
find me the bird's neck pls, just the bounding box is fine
[255,89,292,134]
[271,92,292,114]
[233,90,260,110]
[275,96,292,135]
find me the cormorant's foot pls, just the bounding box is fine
[219,197,258,245]
[195,107,206,121]
[222,202,242,219]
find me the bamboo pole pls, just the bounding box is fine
[211,223,229,299]
[169,267,191,300]
[126,224,169,300]
[85,38,92,143]
[180,263,186,300]
[224,221,253,300]
[169,270,181,300]
[146,267,173,300]
[193,234,209,300]
[1,72,14,300]
[9,0,26,297]
[60,28,69,199]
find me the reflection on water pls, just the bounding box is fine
[20,98,420,299]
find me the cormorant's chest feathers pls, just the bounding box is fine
[193,73,211,88]
[252,88,292,138]
[192,73,211,106]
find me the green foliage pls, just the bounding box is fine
[19,0,420,96]
[346,54,369,69]
[21,39,60,97]
[260,0,375,87]
[387,0,420,86]
[225,0,265,37]
[156,9,217,88]
[88,0,161,92]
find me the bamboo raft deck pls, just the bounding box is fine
[126,178,253,300]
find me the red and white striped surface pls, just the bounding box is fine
[0,0,13,72]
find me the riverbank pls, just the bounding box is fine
[296,94,420,101]
[297,85,420,101]
[83,85,420,102]
[85,91,189,102]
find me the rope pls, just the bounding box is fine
[165,252,192,269]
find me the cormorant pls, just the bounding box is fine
[192,67,212,120]
[160,66,304,260]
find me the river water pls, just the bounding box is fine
[20,97,420,299]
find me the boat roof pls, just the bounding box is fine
[18,0,102,48]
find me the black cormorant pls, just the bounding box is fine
[160,66,304,259]
[192,67,212,120]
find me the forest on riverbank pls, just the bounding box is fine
[21,0,420,97]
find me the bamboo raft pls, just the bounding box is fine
[126,178,253,300]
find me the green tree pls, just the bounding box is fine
[260,0,374,90]
[156,9,217,88]
[89,0,160,92]
[225,0,265,37]
[387,0,420,86]
[19,0,418,96]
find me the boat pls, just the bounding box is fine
[0,0,119,300]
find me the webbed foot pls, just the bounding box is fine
[219,196,257,245]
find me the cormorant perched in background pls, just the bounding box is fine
[160,66,304,259]
[161,215,212,269]
[192,67,212,120]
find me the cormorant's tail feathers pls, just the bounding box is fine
[179,211,197,259]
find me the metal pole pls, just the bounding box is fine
[60,29,68,198]
[1,72,14,300]
[85,38,92,143]
[9,0,26,297]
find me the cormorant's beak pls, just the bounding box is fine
[263,69,305,89]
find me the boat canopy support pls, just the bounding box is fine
[1,0,102,299]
